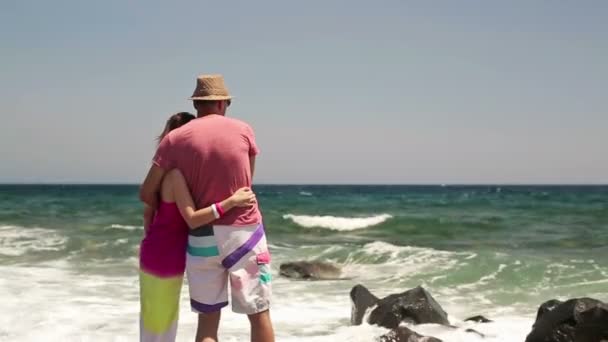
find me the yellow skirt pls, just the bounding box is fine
[140,270,183,342]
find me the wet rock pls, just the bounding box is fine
[534,299,563,322]
[464,315,493,323]
[350,284,379,325]
[465,328,486,338]
[525,297,608,342]
[279,261,343,280]
[350,284,450,329]
[377,326,443,342]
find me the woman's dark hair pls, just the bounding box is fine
[158,112,195,143]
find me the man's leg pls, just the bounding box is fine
[187,225,229,342]
[218,224,274,342]
[195,311,221,342]
[248,310,274,342]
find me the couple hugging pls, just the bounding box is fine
[139,74,275,342]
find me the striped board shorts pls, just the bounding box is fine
[186,223,272,315]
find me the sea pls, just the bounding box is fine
[0,184,607,341]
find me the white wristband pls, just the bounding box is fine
[211,204,220,219]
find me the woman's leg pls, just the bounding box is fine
[140,270,183,342]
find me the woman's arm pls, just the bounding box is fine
[140,165,167,209]
[168,170,256,229]
[143,204,155,232]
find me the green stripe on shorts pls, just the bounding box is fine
[187,244,220,257]
[188,235,217,248]
[260,272,272,284]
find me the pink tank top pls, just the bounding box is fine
[139,201,188,277]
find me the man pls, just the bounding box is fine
[140,74,275,342]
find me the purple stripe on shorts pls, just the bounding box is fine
[190,299,228,313]
[221,224,264,269]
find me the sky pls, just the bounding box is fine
[1,0,607,184]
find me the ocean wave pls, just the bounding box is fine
[274,241,461,266]
[106,224,142,231]
[276,241,469,286]
[0,225,67,256]
[346,241,466,272]
[282,214,392,231]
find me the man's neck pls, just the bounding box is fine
[197,112,223,118]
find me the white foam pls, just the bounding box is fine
[0,264,140,341]
[0,258,550,342]
[2,237,603,341]
[342,242,469,288]
[0,225,67,256]
[108,224,142,231]
[478,264,508,283]
[353,241,471,267]
[409,317,533,342]
[114,238,129,245]
[283,214,392,231]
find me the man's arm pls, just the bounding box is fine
[249,155,256,179]
[139,165,167,209]
[244,123,259,180]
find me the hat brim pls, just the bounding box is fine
[189,95,233,101]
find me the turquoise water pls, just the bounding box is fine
[1,185,607,341]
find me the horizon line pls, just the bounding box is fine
[1,182,607,187]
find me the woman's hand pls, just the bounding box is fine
[229,187,257,207]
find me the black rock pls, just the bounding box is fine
[377,326,443,342]
[350,284,379,325]
[350,285,450,329]
[464,315,493,323]
[368,286,450,328]
[525,297,608,342]
[534,299,563,322]
[465,328,486,338]
[279,261,343,280]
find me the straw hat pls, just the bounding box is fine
[189,74,233,101]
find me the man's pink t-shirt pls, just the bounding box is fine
[153,114,261,226]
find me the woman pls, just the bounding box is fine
[139,112,257,342]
